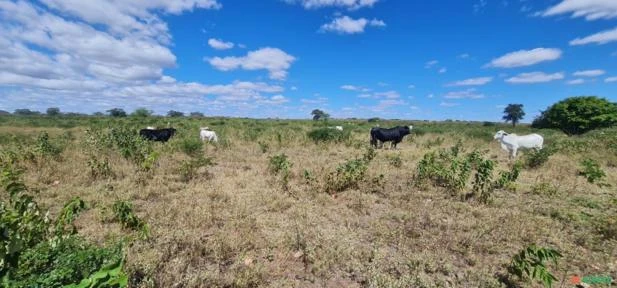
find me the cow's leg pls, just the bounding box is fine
[511,147,518,158]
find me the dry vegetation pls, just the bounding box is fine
[1,116,616,287]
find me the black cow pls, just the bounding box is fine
[370,125,413,149]
[139,128,177,142]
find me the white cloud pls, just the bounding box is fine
[427,93,434,98]
[487,48,562,68]
[408,84,415,89]
[320,16,386,34]
[341,84,369,92]
[207,47,296,80]
[425,60,438,68]
[377,81,389,86]
[440,102,460,107]
[373,90,400,99]
[0,1,299,115]
[458,53,470,59]
[284,0,379,10]
[567,79,585,85]
[443,88,485,99]
[505,72,565,84]
[570,27,617,45]
[208,38,234,50]
[543,0,617,20]
[447,77,493,86]
[438,68,447,73]
[572,69,605,77]
[290,86,298,91]
[605,76,617,82]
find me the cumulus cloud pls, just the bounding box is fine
[208,38,234,50]
[573,69,605,77]
[356,90,400,99]
[0,0,294,115]
[570,27,617,45]
[458,53,470,59]
[443,88,485,99]
[425,60,438,68]
[447,77,493,86]
[438,68,447,73]
[320,16,386,34]
[567,79,585,85]
[440,102,460,107]
[605,76,617,82]
[486,48,562,68]
[284,0,379,10]
[543,0,617,20]
[207,47,296,80]
[505,72,565,84]
[341,84,369,92]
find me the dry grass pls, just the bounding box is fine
[1,119,616,288]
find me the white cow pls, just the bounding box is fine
[493,130,543,158]
[328,126,343,131]
[200,128,218,142]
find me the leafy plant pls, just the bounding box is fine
[363,146,376,162]
[178,155,214,182]
[509,244,562,288]
[87,156,114,180]
[307,128,350,144]
[531,182,558,196]
[494,162,522,189]
[525,148,555,169]
[35,131,61,158]
[268,154,293,189]
[65,257,127,288]
[55,197,87,236]
[111,201,149,239]
[257,141,269,154]
[178,137,203,157]
[473,158,494,204]
[578,159,607,185]
[387,154,403,168]
[325,158,369,194]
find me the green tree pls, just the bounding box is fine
[167,110,184,117]
[311,109,329,121]
[14,109,41,116]
[92,112,104,116]
[106,108,127,117]
[46,107,61,116]
[502,104,525,127]
[131,108,153,117]
[532,96,617,135]
[190,112,204,118]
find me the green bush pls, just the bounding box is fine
[524,148,555,169]
[178,155,214,182]
[177,137,203,157]
[325,158,369,193]
[532,96,617,135]
[268,154,293,189]
[509,244,562,288]
[307,128,350,144]
[112,201,149,239]
[579,159,607,185]
[35,131,61,158]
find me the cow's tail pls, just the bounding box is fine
[370,128,377,148]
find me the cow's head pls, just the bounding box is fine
[169,128,177,136]
[494,130,507,140]
[399,126,412,136]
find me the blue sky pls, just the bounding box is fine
[0,0,616,121]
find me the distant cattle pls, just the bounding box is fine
[370,125,413,149]
[139,128,176,142]
[328,126,344,131]
[493,130,543,158]
[200,127,218,142]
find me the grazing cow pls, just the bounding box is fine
[200,128,218,142]
[370,125,413,149]
[328,126,344,131]
[139,128,176,142]
[493,130,543,158]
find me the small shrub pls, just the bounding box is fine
[495,162,522,189]
[473,158,495,204]
[593,214,617,240]
[325,158,369,193]
[178,137,203,157]
[112,200,149,238]
[387,154,403,168]
[178,155,214,182]
[509,244,562,288]
[258,141,269,154]
[579,159,607,185]
[525,148,555,169]
[268,153,293,189]
[87,156,114,180]
[363,146,376,162]
[55,197,87,236]
[307,128,350,144]
[302,169,315,184]
[423,137,444,148]
[35,131,61,158]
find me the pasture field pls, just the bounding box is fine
[1,115,616,287]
